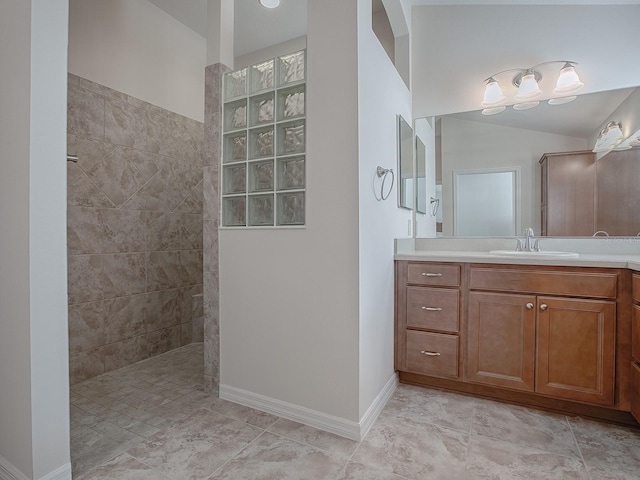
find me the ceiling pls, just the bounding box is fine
[148,1,640,136]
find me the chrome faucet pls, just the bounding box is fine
[516,227,540,252]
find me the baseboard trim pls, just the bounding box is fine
[39,464,72,480]
[0,456,71,480]
[0,454,28,480]
[359,372,398,439]
[219,373,397,441]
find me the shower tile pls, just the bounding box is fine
[146,289,181,332]
[69,301,107,354]
[67,134,116,177]
[103,335,148,372]
[78,77,129,104]
[121,182,168,212]
[147,251,181,292]
[180,214,204,250]
[67,162,115,208]
[146,326,181,357]
[104,98,149,151]
[147,160,203,212]
[121,148,169,182]
[102,253,147,299]
[147,212,181,251]
[202,166,220,220]
[175,180,204,215]
[178,285,203,325]
[68,83,105,140]
[104,294,147,344]
[70,349,105,384]
[67,207,147,254]
[68,254,105,304]
[181,322,193,346]
[85,147,147,207]
[180,250,203,287]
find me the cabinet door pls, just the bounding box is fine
[467,292,536,391]
[536,296,616,405]
[632,363,640,423]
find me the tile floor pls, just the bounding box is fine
[70,343,640,480]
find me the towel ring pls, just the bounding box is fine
[375,166,395,201]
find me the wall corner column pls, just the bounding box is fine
[203,0,233,396]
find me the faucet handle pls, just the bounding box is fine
[516,239,524,251]
[533,239,540,252]
[524,227,534,236]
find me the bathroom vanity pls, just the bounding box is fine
[395,239,640,426]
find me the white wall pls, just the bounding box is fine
[0,1,71,478]
[441,117,587,236]
[357,0,412,418]
[234,36,307,69]
[220,0,361,422]
[0,1,34,475]
[68,0,206,122]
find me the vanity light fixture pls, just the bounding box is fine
[611,128,640,152]
[481,61,584,115]
[593,121,624,153]
[259,0,280,8]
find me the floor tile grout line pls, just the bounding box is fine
[566,415,594,480]
[204,429,270,480]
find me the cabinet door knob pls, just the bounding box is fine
[421,306,443,312]
[421,273,443,277]
[420,350,441,356]
[540,304,548,311]
[526,303,534,310]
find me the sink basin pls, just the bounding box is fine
[489,250,579,258]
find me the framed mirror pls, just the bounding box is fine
[416,136,427,214]
[398,115,414,210]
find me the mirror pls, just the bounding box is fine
[398,115,414,210]
[416,137,427,214]
[431,87,640,237]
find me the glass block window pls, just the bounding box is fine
[222,50,306,227]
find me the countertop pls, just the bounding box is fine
[395,237,640,271]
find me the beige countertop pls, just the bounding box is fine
[395,237,640,271]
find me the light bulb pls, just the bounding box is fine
[553,63,584,95]
[481,78,506,107]
[515,71,542,101]
[259,0,280,8]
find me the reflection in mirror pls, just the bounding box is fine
[398,115,414,210]
[454,169,518,236]
[431,87,640,237]
[416,137,427,214]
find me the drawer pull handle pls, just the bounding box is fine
[540,304,548,311]
[526,303,534,310]
[420,350,441,356]
[421,273,443,277]
[421,306,442,312]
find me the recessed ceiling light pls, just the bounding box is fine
[259,0,280,8]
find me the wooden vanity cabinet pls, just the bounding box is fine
[468,266,617,406]
[631,274,640,421]
[395,262,462,380]
[396,261,635,423]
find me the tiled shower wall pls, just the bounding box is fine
[67,74,204,384]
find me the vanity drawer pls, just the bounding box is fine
[633,305,640,363]
[469,268,617,299]
[405,330,459,378]
[633,274,640,303]
[407,263,460,287]
[406,287,459,333]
